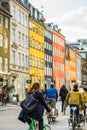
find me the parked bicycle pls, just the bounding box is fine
[28,118,51,130]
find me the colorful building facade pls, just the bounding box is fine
[29,3,45,88]
[52,25,65,91]
[10,0,30,101]
[69,48,76,89]
[0,2,11,90]
[65,44,70,90]
[44,23,53,89]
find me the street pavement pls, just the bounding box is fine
[0,102,20,111]
[0,101,87,130]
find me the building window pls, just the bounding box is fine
[0,57,2,71]
[26,56,28,67]
[4,58,8,72]
[0,14,3,25]
[18,9,21,23]
[26,36,28,48]
[18,32,21,45]
[12,51,15,64]
[22,34,24,46]
[22,54,24,66]
[0,34,3,47]
[25,15,28,27]
[5,17,8,28]
[12,5,16,19]
[4,36,8,48]
[18,52,21,66]
[12,28,15,43]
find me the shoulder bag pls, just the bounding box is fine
[20,94,39,113]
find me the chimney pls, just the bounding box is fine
[2,1,10,12]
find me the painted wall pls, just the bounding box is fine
[52,30,65,91]
[29,18,45,88]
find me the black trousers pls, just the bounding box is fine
[25,116,43,130]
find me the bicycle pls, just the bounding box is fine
[84,103,87,122]
[28,118,51,130]
[68,106,77,130]
[46,99,58,124]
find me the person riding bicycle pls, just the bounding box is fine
[45,82,58,109]
[19,82,53,130]
[66,83,83,127]
[59,84,68,112]
[81,86,87,117]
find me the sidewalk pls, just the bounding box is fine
[0,102,20,111]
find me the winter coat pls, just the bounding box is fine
[66,90,82,105]
[59,88,68,101]
[20,92,51,122]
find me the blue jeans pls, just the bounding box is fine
[2,99,6,106]
[70,104,80,124]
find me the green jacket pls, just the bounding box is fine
[66,91,82,105]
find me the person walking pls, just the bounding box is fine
[59,85,68,112]
[2,91,7,106]
[45,82,58,108]
[66,83,83,127]
[19,82,53,130]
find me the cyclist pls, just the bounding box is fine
[19,82,53,130]
[82,86,87,117]
[45,82,58,110]
[59,85,68,112]
[66,83,83,127]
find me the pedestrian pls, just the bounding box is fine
[2,91,7,106]
[66,83,83,127]
[45,82,58,108]
[59,85,68,112]
[19,82,53,130]
[0,90,2,102]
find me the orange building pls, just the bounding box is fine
[52,25,65,91]
[69,48,76,89]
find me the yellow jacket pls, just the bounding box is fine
[82,91,87,104]
[66,91,82,105]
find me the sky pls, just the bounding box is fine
[29,0,87,42]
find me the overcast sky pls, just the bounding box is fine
[29,0,87,42]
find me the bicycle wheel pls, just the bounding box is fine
[72,115,76,130]
[55,109,58,116]
[43,124,51,130]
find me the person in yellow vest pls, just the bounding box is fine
[66,83,83,127]
[81,86,87,118]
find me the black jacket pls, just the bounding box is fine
[19,92,51,122]
[59,88,68,102]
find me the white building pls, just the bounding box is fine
[9,0,30,101]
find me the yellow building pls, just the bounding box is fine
[29,4,45,88]
[0,2,11,89]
